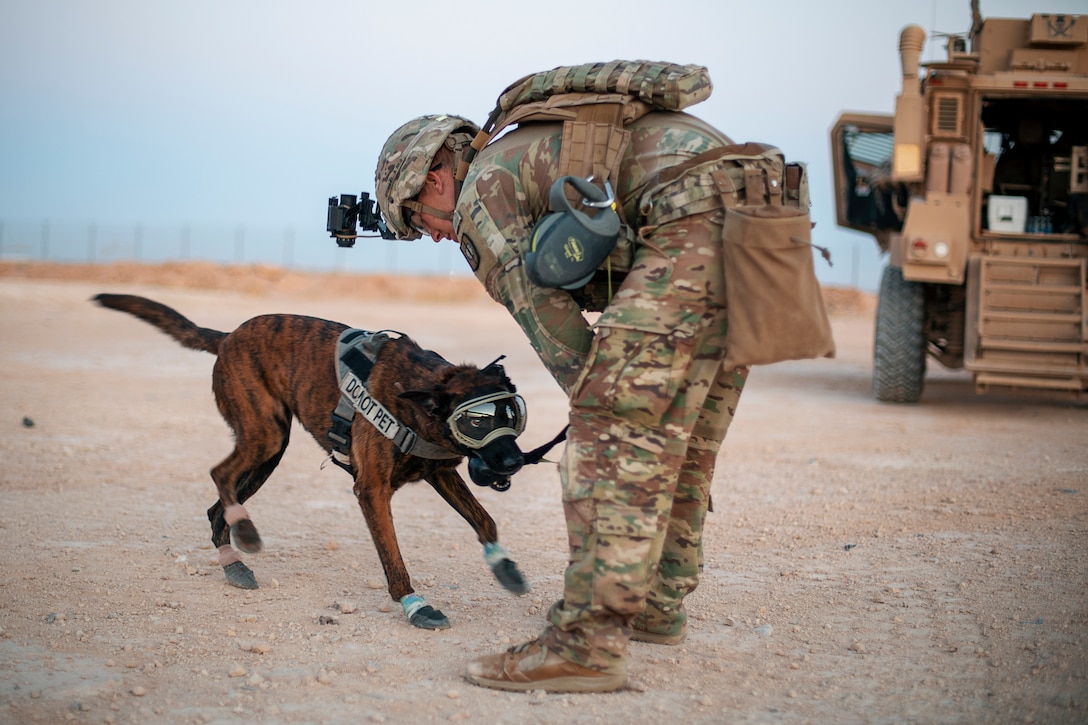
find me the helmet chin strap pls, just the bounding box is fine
[402,199,454,223]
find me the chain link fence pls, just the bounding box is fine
[0,220,466,277]
[0,219,877,289]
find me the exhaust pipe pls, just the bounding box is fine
[893,25,927,182]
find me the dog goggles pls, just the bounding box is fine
[449,392,527,449]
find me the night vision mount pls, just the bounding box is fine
[327,193,396,246]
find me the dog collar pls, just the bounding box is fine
[329,329,461,462]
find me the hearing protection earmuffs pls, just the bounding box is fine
[525,176,620,290]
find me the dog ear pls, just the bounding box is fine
[481,355,516,392]
[398,385,450,417]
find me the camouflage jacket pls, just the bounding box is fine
[453,111,732,394]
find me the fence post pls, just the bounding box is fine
[88,223,97,263]
[283,227,294,268]
[386,241,397,273]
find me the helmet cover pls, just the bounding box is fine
[374,114,480,240]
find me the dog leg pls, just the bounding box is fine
[206,400,291,589]
[353,473,450,629]
[207,451,289,590]
[425,470,530,595]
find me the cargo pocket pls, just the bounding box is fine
[721,205,835,368]
[570,324,698,431]
[591,501,660,615]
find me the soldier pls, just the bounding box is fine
[375,108,750,692]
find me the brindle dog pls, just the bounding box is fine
[94,294,528,629]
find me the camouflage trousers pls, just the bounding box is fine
[540,206,749,673]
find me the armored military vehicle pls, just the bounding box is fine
[830,6,1087,401]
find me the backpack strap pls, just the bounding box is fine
[560,102,627,187]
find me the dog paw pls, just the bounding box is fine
[408,605,450,630]
[223,561,259,590]
[491,558,530,595]
[230,520,263,554]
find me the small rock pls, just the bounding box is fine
[367,579,385,590]
[130,687,146,697]
[22,416,34,428]
[336,601,357,614]
[754,624,773,637]
[229,665,247,677]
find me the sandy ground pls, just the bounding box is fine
[0,261,1086,725]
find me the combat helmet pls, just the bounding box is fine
[375,114,480,240]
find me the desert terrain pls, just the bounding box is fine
[0,261,1085,724]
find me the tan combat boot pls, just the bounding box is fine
[465,639,627,693]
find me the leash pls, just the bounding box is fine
[521,425,568,465]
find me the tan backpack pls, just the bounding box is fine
[461,60,834,367]
[456,60,713,189]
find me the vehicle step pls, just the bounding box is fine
[975,372,1086,392]
[978,338,1086,354]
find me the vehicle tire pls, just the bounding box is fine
[872,265,926,403]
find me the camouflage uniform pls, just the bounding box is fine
[453,110,749,673]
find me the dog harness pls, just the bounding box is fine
[328,328,461,467]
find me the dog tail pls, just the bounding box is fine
[93,293,226,355]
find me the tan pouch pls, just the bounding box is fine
[721,205,835,368]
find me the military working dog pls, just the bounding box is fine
[94,294,530,629]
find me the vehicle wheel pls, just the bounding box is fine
[872,265,926,403]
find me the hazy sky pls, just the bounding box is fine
[1,0,1083,287]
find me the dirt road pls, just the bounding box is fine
[1,264,1085,724]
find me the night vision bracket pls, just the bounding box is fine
[327,192,396,246]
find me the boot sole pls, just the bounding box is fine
[465,671,627,693]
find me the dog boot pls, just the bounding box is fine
[401,594,450,630]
